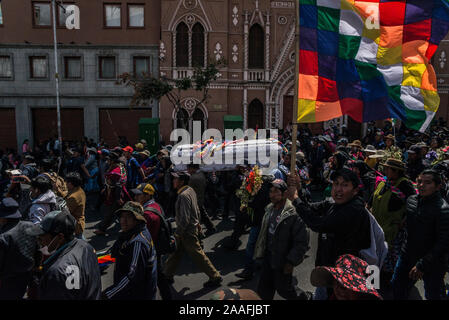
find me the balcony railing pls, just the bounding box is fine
[173,68,193,79]
[249,70,265,81]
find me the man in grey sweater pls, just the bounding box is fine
[163,171,222,288]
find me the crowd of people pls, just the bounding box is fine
[0,116,449,300]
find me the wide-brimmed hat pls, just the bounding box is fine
[415,142,429,149]
[362,145,376,154]
[310,254,382,300]
[384,134,395,141]
[139,150,151,158]
[115,201,146,223]
[382,158,406,171]
[0,198,22,219]
[369,150,386,159]
[348,140,362,148]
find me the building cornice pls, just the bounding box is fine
[0,44,158,50]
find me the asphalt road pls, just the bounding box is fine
[83,192,440,300]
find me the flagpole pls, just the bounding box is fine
[290,0,300,175]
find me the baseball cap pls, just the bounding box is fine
[26,210,76,237]
[123,146,134,153]
[270,179,288,192]
[131,183,156,196]
[115,201,146,223]
[0,198,22,219]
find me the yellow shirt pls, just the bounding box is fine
[365,157,377,169]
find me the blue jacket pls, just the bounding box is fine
[104,224,157,300]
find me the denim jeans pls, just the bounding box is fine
[244,226,261,270]
[313,286,329,300]
[391,255,447,300]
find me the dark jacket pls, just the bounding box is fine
[402,193,449,273]
[38,238,102,300]
[254,199,310,270]
[293,196,371,267]
[104,224,157,300]
[407,160,426,182]
[247,180,271,227]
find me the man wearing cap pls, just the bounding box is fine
[123,146,146,190]
[254,179,311,300]
[132,183,173,300]
[20,155,39,180]
[26,210,101,300]
[164,171,222,288]
[103,202,158,300]
[0,198,38,299]
[406,145,427,182]
[66,148,85,181]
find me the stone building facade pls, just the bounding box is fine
[0,0,160,150]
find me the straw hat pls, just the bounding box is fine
[369,150,386,159]
[348,140,362,148]
[362,145,376,154]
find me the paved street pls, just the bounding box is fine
[83,192,436,300]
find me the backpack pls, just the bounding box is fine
[144,205,177,255]
[359,208,388,269]
[42,172,68,198]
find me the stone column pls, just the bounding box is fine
[265,12,271,81]
[15,103,33,152]
[244,11,249,81]
[83,104,99,142]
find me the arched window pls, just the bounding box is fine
[192,108,205,135]
[192,23,205,67]
[176,108,189,130]
[176,22,189,67]
[248,99,264,129]
[249,24,264,69]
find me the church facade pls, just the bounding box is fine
[159,0,307,142]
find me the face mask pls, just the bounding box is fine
[39,236,58,256]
